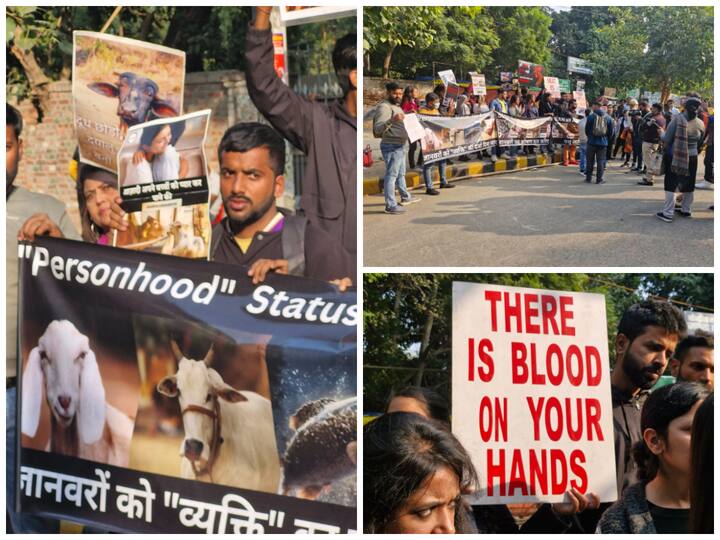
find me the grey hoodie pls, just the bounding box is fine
[373,100,408,145]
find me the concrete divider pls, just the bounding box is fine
[363,150,564,195]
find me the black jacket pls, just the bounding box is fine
[244,27,357,274]
[210,209,352,282]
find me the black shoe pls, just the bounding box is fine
[637,179,654,186]
[674,209,692,217]
[584,178,591,183]
[596,179,606,184]
[426,188,440,195]
[458,155,471,162]
[655,211,673,223]
[440,183,456,189]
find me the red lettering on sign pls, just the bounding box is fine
[512,343,603,386]
[570,450,588,492]
[541,295,559,334]
[479,396,507,442]
[586,398,603,440]
[586,346,602,386]
[528,449,548,496]
[504,292,523,333]
[509,449,528,496]
[486,448,505,497]
[467,337,494,382]
[485,290,502,332]
[526,396,605,441]
[550,449,568,495]
[524,293,540,334]
[559,296,576,336]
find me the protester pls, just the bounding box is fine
[696,112,714,190]
[670,331,714,388]
[611,108,628,159]
[245,7,357,268]
[584,100,614,184]
[559,99,578,166]
[597,382,710,533]
[656,96,705,222]
[455,95,473,162]
[538,93,555,154]
[620,115,634,167]
[364,412,478,533]
[577,108,590,175]
[665,99,680,116]
[385,386,450,425]
[209,122,352,288]
[490,87,511,161]
[507,94,523,156]
[6,104,76,533]
[638,103,666,186]
[524,93,539,154]
[629,101,649,173]
[402,85,422,169]
[418,93,455,195]
[605,105,616,161]
[689,392,713,533]
[373,81,417,214]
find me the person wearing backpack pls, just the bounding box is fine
[210,122,352,288]
[584,100,614,184]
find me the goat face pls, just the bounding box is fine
[22,320,106,445]
[157,358,248,468]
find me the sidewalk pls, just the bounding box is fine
[363,151,564,195]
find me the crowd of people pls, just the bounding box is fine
[373,80,714,220]
[6,8,356,532]
[364,299,714,534]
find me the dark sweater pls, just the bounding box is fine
[596,482,655,533]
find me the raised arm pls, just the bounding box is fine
[245,7,315,153]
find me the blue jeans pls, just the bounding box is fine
[579,143,587,172]
[422,160,447,189]
[380,142,409,209]
[585,143,607,182]
[7,386,60,533]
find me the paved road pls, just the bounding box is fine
[363,159,714,267]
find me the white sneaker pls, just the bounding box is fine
[490,155,497,163]
[500,153,511,159]
[695,180,713,190]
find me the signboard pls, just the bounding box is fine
[16,237,358,532]
[517,60,543,87]
[279,6,356,26]
[114,110,212,259]
[558,79,572,94]
[72,31,185,173]
[452,282,617,504]
[543,77,561,99]
[627,89,640,99]
[602,87,617,98]
[442,82,461,109]
[567,56,593,75]
[438,69,457,88]
[500,72,513,83]
[573,90,588,111]
[576,80,586,91]
[469,72,486,96]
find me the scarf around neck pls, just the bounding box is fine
[671,113,690,177]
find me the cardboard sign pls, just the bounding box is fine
[576,80,586,91]
[573,90,587,111]
[517,60,543,87]
[402,113,425,143]
[469,72,486,96]
[500,72,513,83]
[443,82,461,109]
[543,77,561,99]
[452,282,617,505]
[438,69,457,88]
[558,79,572,94]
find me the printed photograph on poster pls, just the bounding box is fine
[417,112,496,164]
[438,69,456,88]
[573,90,587,110]
[495,113,553,147]
[72,31,185,172]
[469,72,486,96]
[517,60,543,87]
[114,110,212,259]
[551,116,580,145]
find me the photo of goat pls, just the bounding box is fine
[129,317,282,494]
[266,345,357,507]
[73,31,185,172]
[20,318,139,467]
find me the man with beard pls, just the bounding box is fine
[6,104,79,532]
[210,122,352,288]
[670,331,713,388]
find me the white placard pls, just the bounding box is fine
[469,72,486,96]
[543,77,561,99]
[402,113,425,143]
[438,69,456,87]
[452,282,617,505]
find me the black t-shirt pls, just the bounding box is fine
[647,501,689,534]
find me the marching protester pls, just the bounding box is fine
[655,96,705,222]
[245,7,357,270]
[604,105,616,161]
[669,331,714,388]
[6,104,78,533]
[689,392,713,533]
[577,108,590,175]
[629,101,650,174]
[597,382,710,533]
[638,103,667,186]
[402,85,422,169]
[584,100,614,184]
[210,122,353,288]
[490,87,511,161]
[418,93,455,195]
[373,82,417,215]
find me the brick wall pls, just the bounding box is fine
[10,70,261,230]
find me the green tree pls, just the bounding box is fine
[363,6,442,78]
[489,7,553,74]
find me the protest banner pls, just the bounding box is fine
[576,80,586,91]
[558,79,572,94]
[566,56,593,75]
[551,116,580,145]
[279,6,356,26]
[417,112,496,164]
[573,90,587,111]
[438,69,457,88]
[469,72,486,96]
[16,236,357,532]
[113,110,212,259]
[73,31,185,173]
[517,60,543,87]
[500,72,513,83]
[452,282,617,505]
[543,77,561,99]
[495,113,553,148]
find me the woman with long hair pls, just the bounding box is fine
[402,86,422,169]
[76,164,126,244]
[127,121,189,184]
[689,392,713,533]
[364,412,478,533]
[597,382,710,533]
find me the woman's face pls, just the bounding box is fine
[657,400,702,476]
[387,396,430,419]
[386,466,461,534]
[84,178,119,227]
[147,125,171,155]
